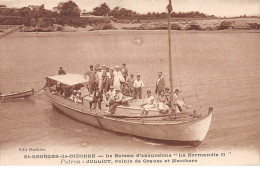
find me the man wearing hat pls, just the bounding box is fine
[113,65,125,89]
[95,67,103,91]
[85,65,96,94]
[103,67,112,93]
[101,65,106,74]
[121,63,128,81]
[109,87,123,115]
[109,67,114,80]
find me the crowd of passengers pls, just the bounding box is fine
[50,65,191,115]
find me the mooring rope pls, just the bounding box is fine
[172,32,184,101]
[32,86,46,96]
[0,95,5,103]
[183,55,202,112]
[172,32,201,112]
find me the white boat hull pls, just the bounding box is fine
[46,90,212,146]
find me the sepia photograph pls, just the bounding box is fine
[0,0,259,166]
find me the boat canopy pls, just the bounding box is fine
[47,74,88,87]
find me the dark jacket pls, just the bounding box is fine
[155,77,165,94]
[121,67,128,78]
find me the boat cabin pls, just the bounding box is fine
[45,74,88,102]
[45,74,133,105]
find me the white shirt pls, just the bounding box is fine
[147,96,154,105]
[114,92,123,102]
[106,90,115,99]
[133,79,144,88]
[113,70,125,89]
[106,72,111,78]
[96,71,103,80]
[173,93,178,100]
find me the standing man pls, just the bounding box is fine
[95,64,100,72]
[127,74,135,97]
[58,67,66,75]
[101,65,107,74]
[104,67,113,94]
[100,73,107,93]
[121,63,128,81]
[89,87,103,112]
[85,65,96,94]
[113,65,125,89]
[133,75,145,99]
[155,72,165,96]
[109,67,114,81]
[96,67,103,91]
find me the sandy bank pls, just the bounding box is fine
[1,17,260,34]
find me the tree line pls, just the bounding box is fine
[0,1,216,27]
[91,3,215,19]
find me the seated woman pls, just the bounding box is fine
[165,89,192,113]
[141,90,155,116]
[164,87,170,101]
[76,90,83,103]
[158,91,170,113]
[172,89,191,113]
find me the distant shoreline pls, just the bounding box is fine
[13,29,260,33]
[1,17,260,37]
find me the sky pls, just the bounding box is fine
[1,0,260,17]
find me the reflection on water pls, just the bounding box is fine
[0,31,259,161]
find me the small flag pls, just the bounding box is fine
[167,0,172,13]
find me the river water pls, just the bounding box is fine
[0,31,259,165]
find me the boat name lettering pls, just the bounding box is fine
[136,153,172,158]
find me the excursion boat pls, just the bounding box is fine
[44,74,213,147]
[44,0,213,146]
[0,89,34,100]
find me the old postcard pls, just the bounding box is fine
[0,0,259,166]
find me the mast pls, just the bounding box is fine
[167,0,174,110]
